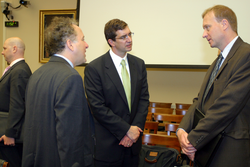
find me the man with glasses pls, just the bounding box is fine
[84,19,149,167]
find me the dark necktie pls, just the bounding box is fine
[203,54,223,104]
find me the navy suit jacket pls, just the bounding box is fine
[84,51,149,162]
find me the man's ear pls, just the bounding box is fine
[66,39,74,51]
[12,45,17,53]
[108,39,115,47]
[221,19,229,31]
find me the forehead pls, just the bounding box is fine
[116,26,130,36]
[73,25,84,36]
[203,11,217,25]
[3,41,10,48]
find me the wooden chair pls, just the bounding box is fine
[175,109,188,115]
[142,133,181,152]
[146,112,153,121]
[157,122,179,135]
[175,103,191,110]
[144,121,159,134]
[154,113,184,123]
[164,122,179,136]
[148,107,174,131]
[148,107,174,114]
[149,101,172,108]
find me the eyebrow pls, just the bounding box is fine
[203,25,210,29]
[119,32,132,38]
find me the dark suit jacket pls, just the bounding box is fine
[84,51,149,162]
[179,37,250,166]
[0,60,31,142]
[22,56,95,167]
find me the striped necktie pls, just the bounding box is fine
[203,54,223,105]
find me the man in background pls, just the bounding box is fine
[0,37,32,167]
[22,17,95,167]
[84,19,149,167]
[177,5,250,166]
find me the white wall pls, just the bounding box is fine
[1,0,207,104]
[79,0,250,66]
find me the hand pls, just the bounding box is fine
[177,129,196,158]
[187,152,195,161]
[119,135,133,147]
[126,126,143,143]
[0,135,15,146]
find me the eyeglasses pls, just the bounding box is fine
[116,32,134,40]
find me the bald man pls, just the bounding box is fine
[0,37,31,167]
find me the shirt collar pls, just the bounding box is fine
[10,58,24,67]
[54,54,74,68]
[221,36,238,59]
[109,49,128,68]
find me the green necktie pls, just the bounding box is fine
[121,60,131,112]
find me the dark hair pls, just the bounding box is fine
[202,5,237,34]
[104,19,128,47]
[44,17,78,56]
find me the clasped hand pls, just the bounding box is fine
[119,126,142,147]
[0,135,15,146]
[177,129,197,161]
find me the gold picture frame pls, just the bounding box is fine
[39,9,76,63]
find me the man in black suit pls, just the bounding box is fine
[22,17,95,167]
[0,37,31,167]
[84,19,149,167]
[177,5,250,167]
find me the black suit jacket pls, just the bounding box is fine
[22,56,95,167]
[179,37,250,166]
[0,60,31,142]
[84,51,149,162]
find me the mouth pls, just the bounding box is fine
[207,39,212,44]
[126,44,132,48]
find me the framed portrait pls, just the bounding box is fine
[39,9,76,63]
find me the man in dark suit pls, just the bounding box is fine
[177,5,250,167]
[0,37,31,167]
[84,19,149,167]
[22,17,95,167]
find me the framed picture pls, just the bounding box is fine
[39,9,76,63]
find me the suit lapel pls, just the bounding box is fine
[201,37,243,107]
[0,60,25,82]
[216,37,243,77]
[128,55,137,109]
[104,52,128,106]
[198,59,216,107]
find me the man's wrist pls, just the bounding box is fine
[176,128,186,137]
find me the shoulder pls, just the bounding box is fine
[11,61,32,77]
[127,53,145,63]
[31,61,80,84]
[87,52,110,66]
[234,37,250,53]
[85,52,111,74]
[127,53,146,70]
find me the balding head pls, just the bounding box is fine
[6,37,25,52]
[2,37,26,65]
